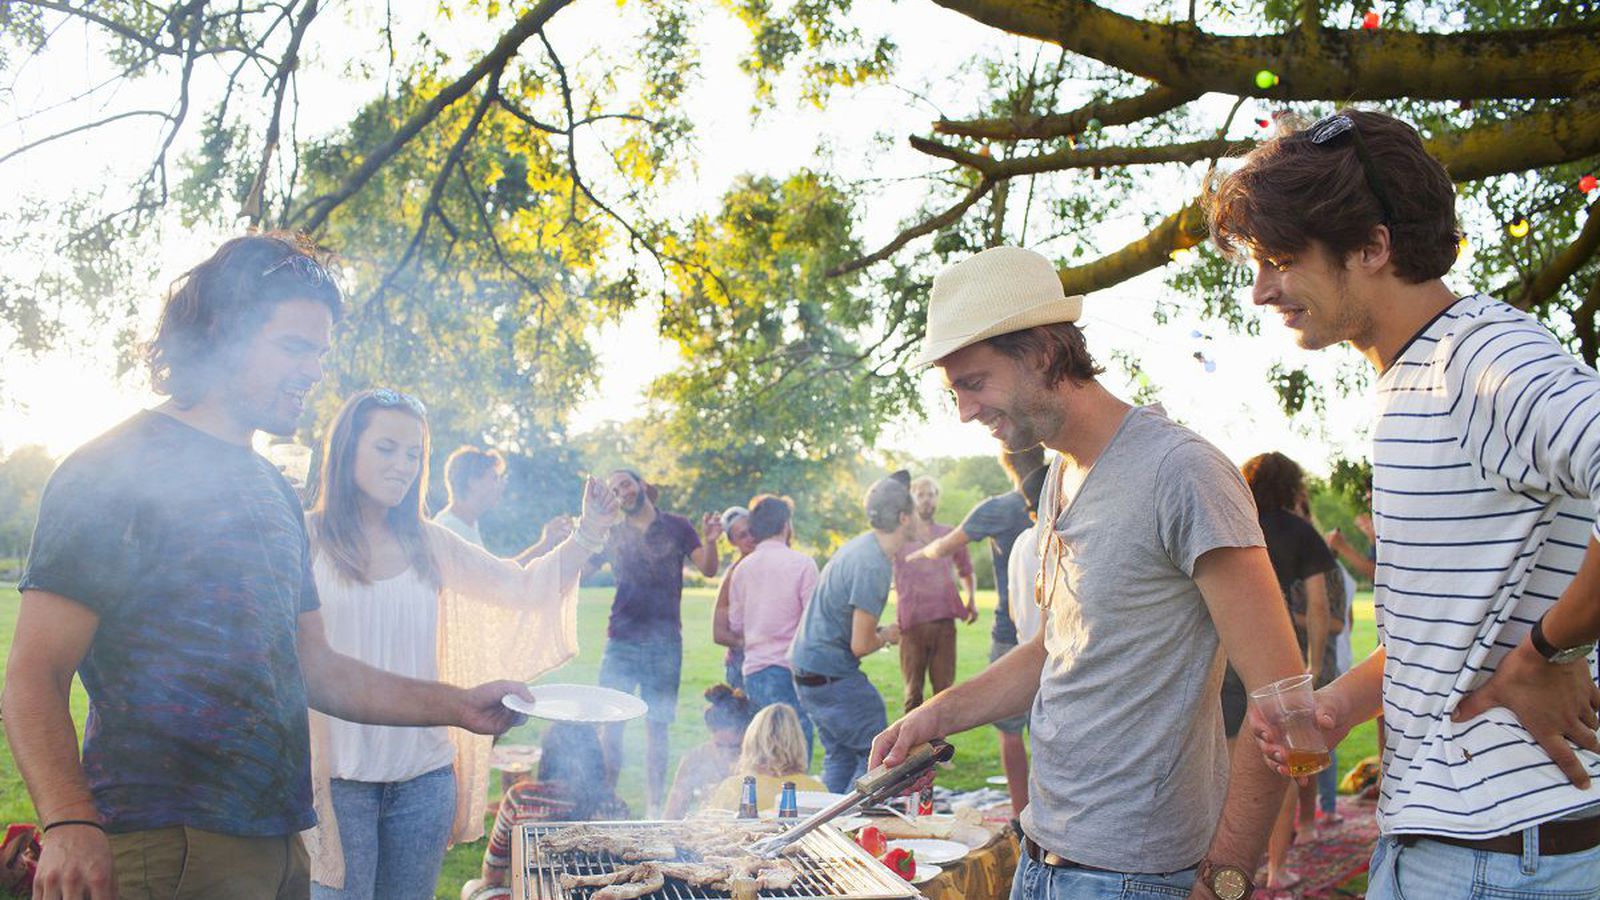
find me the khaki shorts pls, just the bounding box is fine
[111,826,309,900]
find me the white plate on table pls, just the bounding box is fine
[794,791,850,814]
[500,684,648,722]
[886,838,970,866]
[908,863,943,885]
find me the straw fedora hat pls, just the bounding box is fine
[912,246,1084,369]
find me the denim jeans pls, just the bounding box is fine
[724,647,746,692]
[599,637,684,724]
[794,670,887,793]
[744,664,813,767]
[312,765,456,900]
[1367,833,1600,899]
[1316,747,1339,815]
[1008,849,1196,900]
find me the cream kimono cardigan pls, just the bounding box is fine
[304,520,581,887]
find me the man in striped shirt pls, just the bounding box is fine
[1211,108,1600,897]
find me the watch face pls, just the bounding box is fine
[1550,645,1593,665]
[1213,868,1248,900]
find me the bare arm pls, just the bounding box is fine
[2,590,114,898]
[1189,545,1306,894]
[850,608,899,658]
[298,610,527,733]
[1304,573,1329,679]
[1326,529,1376,579]
[713,573,742,649]
[907,526,971,562]
[871,626,1048,767]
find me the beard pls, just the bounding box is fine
[622,492,645,514]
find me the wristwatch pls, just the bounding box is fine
[1530,613,1596,665]
[1197,859,1253,900]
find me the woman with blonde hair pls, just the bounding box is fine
[303,388,620,900]
[707,704,827,812]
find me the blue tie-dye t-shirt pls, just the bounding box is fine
[19,411,320,836]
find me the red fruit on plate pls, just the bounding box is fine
[883,847,916,879]
[857,826,887,858]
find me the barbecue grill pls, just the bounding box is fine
[510,821,920,900]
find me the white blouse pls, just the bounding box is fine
[314,559,454,782]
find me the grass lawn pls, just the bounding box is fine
[0,584,1380,899]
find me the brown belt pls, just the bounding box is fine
[1020,835,1112,872]
[1398,815,1600,856]
[792,672,841,687]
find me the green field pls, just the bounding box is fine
[0,584,1379,898]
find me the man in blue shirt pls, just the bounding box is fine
[789,472,915,792]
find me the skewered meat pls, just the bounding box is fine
[593,864,666,900]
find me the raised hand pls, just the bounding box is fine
[578,476,621,536]
[701,511,724,544]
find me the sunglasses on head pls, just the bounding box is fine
[1301,114,1399,229]
[261,253,334,287]
[367,387,427,418]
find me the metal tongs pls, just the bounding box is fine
[749,740,955,858]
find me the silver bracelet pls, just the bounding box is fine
[571,526,607,553]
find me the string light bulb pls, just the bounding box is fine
[1507,214,1530,239]
[1085,118,1102,132]
[1581,174,1598,194]
[1170,247,1196,263]
[1255,69,1280,90]
[1362,11,1380,30]
[1457,235,1470,257]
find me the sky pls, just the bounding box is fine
[0,1,1386,473]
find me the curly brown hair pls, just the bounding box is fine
[1241,452,1306,514]
[145,232,343,405]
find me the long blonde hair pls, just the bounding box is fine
[309,389,439,586]
[737,704,808,778]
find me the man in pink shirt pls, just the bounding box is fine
[893,476,976,711]
[728,495,819,761]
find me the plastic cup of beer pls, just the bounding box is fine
[1249,673,1331,777]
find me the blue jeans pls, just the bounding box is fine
[724,648,746,692]
[1367,833,1600,899]
[744,665,814,767]
[1008,850,1196,900]
[1316,748,1339,815]
[599,637,683,724]
[794,670,887,793]
[312,765,455,900]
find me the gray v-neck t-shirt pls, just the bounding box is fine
[1019,405,1264,873]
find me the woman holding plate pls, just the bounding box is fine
[302,388,620,900]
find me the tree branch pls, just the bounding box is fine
[932,0,1600,100]
[1056,201,1206,295]
[828,178,995,277]
[935,83,1198,141]
[0,109,171,166]
[1510,200,1600,312]
[910,133,1254,176]
[243,0,319,224]
[288,0,574,233]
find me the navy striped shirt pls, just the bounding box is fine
[1373,293,1600,837]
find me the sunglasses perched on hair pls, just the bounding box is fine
[368,388,428,417]
[1301,114,1399,228]
[261,253,334,286]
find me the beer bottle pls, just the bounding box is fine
[917,784,934,817]
[738,776,759,819]
[778,781,798,819]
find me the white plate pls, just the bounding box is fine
[886,838,970,866]
[500,684,648,723]
[908,863,943,885]
[794,791,850,813]
[985,775,1009,786]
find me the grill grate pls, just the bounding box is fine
[511,821,919,900]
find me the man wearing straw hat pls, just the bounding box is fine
[871,246,1306,899]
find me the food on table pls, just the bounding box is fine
[856,825,887,857]
[881,847,916,880]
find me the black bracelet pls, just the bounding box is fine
[41,819,105,835]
